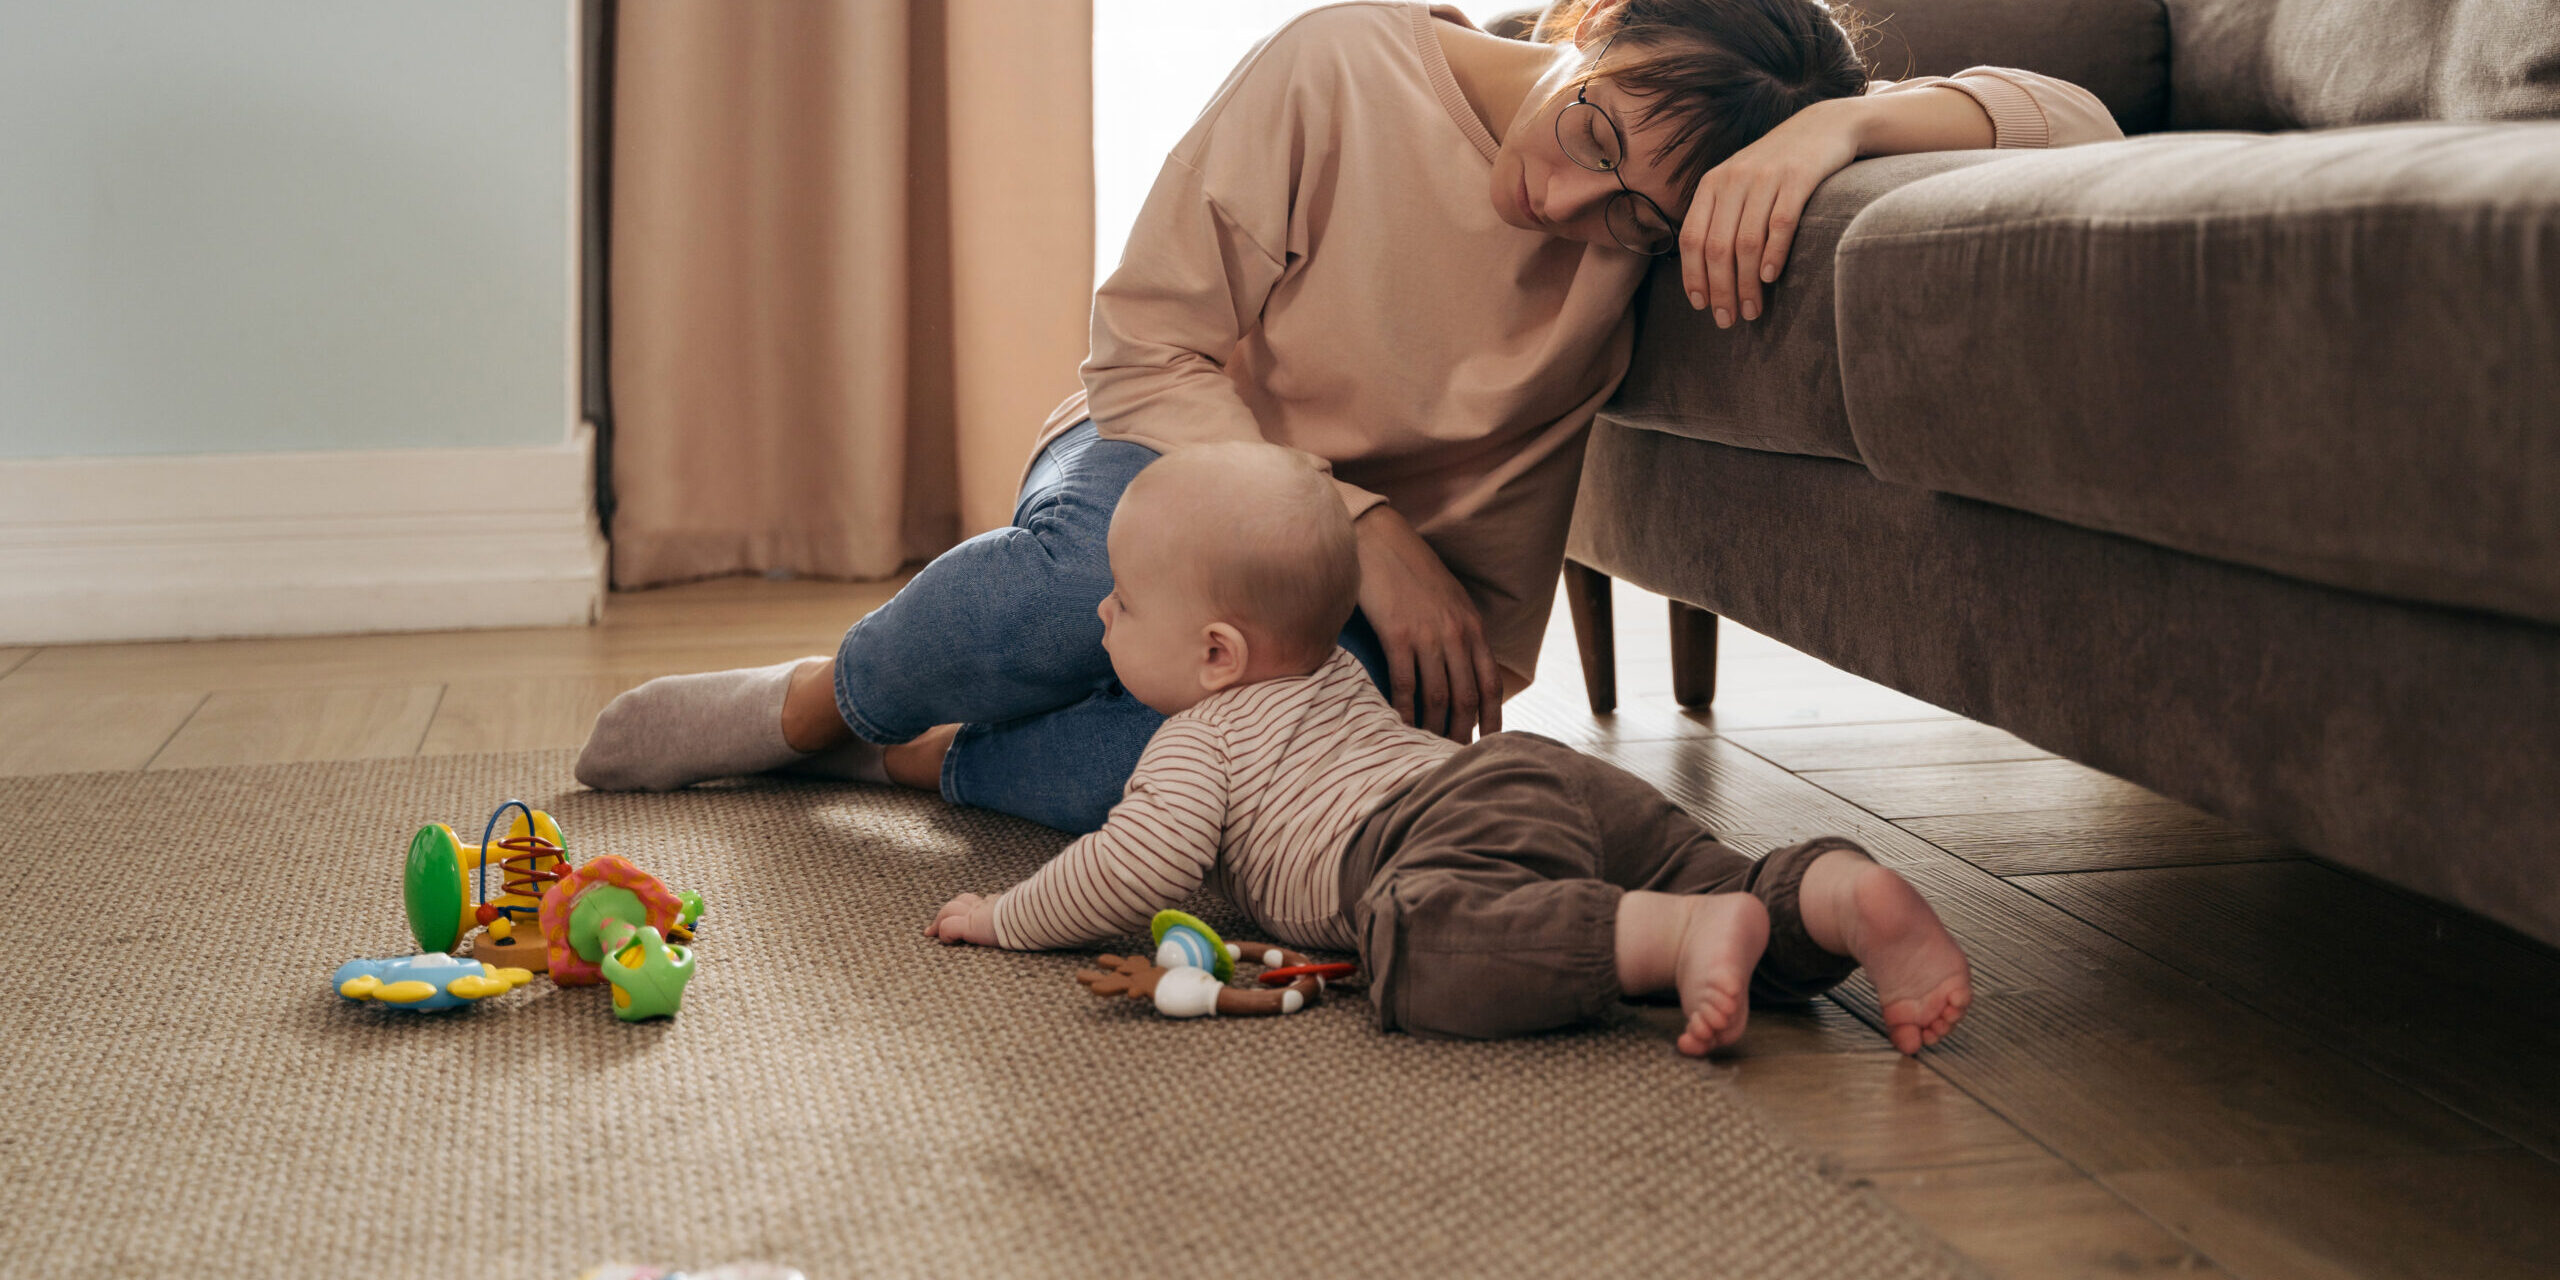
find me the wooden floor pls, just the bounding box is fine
[9,575,2558,1280]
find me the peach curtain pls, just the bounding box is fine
[607,0,1094,587]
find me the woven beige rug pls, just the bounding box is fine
[0,750,1969,1280]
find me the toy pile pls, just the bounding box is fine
[1075,910,1354,1018]
[333,800,701,1022]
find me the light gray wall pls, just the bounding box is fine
[0,1,570,460]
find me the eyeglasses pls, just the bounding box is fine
[1554,34,1679,255]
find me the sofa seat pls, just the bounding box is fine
[1834,122,2560,625]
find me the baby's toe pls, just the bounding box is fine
[1678,1010,1727,1057]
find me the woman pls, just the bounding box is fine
[576,0,2121,832]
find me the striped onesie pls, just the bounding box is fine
[989,649,1456,952]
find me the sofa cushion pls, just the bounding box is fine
[1609,152,2006,465]
[2165,0,2560,130]
[1834,123,2560,626]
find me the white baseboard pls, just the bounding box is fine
[0,429,607,645]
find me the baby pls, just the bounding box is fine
[926,442,1972,1056]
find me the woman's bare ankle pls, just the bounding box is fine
[780,658,855,752]
[884,723,960,790]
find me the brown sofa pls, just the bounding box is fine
[1561,0,2560,945]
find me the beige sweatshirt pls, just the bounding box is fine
[1034,0,2124,685]
[989,649,1458,952]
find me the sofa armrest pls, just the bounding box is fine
[1853,0,2170,134]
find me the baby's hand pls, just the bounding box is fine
[926,892,999,946]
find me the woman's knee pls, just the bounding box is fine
[846,522,1113,664]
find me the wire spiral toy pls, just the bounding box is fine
[473,798,567,924]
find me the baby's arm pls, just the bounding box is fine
[923,718,1230,950]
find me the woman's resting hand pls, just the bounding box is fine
[1353,505,1502,743]
[1678,95,1862,330]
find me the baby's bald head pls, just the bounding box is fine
[1111,442,1361,674]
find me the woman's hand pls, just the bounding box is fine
[926,892,998,946]
[1679,95,1864,330]
[1353,505,1503,742]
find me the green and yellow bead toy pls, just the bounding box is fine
[1151,910,1232,980]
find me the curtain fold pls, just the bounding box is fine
[607,0,1093,588]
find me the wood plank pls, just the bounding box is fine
[418,674,644,756]
[2107,1151,2560,1280]
[1709,1051,2048,1175]
[0,689,206,776]
[1805,757,2162,819]
[1504,676,1957,746]
[1623,995,1884,1060]
[1500,689,1716,746]
[1900,800,2295,876]
[1522,579,1945,742]
[1725,720,2053,772]
[2,632,835,695]
[147,685,443,770]
[5,630,562,693]
[1869,1157,2231,1280]
[1700,677,1959,732]
[0,648,34,681]
[2018,860,2560,1161]
[1598,738,2506,1173]
[1830,856,2503,1173]
[1596,737,1954,868]
[0,576,893,694]
[1613,646,1924,696]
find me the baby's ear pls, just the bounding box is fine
[1199,620,1251,693]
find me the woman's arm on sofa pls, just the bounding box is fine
[1678,70,2121,326]
[1865,68,2125,152]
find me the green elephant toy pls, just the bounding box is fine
[597,918,696,1022]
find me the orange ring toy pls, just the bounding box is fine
[538,855,683,986]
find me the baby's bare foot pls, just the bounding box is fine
[1833,861,1972,1055]
[1674,894,1770,1058]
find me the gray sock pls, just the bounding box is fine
[575,659,817,792]
[776,740,892,785]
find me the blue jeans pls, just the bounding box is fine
[833,420,1394,833]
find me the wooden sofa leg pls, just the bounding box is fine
[1670,600,1717,710]
[1562,560,1617,715]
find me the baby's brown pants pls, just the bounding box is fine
[1336,732,1863,1039]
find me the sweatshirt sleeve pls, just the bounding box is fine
[1082,23,1389,523]
[1866,68,2126,149]
[987,715,1232,951]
